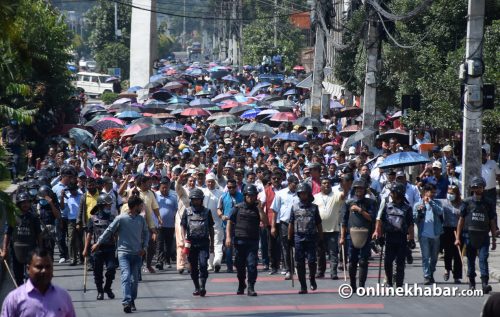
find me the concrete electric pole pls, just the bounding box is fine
[461,0,485,196]
[309,1,326,119]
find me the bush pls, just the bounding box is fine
[101,92,119,105]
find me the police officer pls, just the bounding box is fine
[226,185,269,296]
[1,192,42,286]
[455,177,497,293]
[83,194,116,300]
[375,183,415,287]
[36,185,61,260]
[181,189,215,297]
[340,179,376,292]
[288,183,323,294]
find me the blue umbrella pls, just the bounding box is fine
[128,86,143,92]
[240,108,261,119]
[162,122,185,132]
[222,75,239,83]
[283,89,297,96]
[271,132,308,142]
[189,98,213,107]
[249,82,272,96]
[68,127,93,146]
[168,96,188,104]
[149,74,166,82]
[378,151,430,169]
[116,111,142,119]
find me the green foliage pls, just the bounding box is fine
[95,42,130,79]
[158,33,180,59]
[242,10,304,70]
[101,92,119,105]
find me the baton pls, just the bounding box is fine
[341,244,347,281]
[3,259,18,288]
[454,230,466,277]
[289,244,294,288]
[83,256,88,293]
[378,242,384,284]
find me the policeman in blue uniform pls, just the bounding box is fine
[36,185,61,260]
[376,182,415,287]
[340,179,376,292]
[455,176,497,293]
[288,183,323,294]
[181,189,215,297]
[83,194,116,300]
[226,185,269,296]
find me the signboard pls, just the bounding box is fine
[107,68,121,78]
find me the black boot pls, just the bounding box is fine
[200,278,207,297]
[297,264,308,294]
[481,277,492,294]
[349,263,357,292]
[96,284,104,300]
[358,261,368,288]
[309,263,317,291]
[192,278,201,296]
[104,279,115,299]
[247,283,257,296]
[468,277,476,290]
[237,280,247,295]
[331,262,338,280]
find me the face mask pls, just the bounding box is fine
[447,194,456,201]
[103,208,111,214]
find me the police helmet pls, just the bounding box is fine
[26,167,37,179]
[36,176,50,187]
[97,193,113,205]
[352,179,367,189]
[296,182,312,194]
[470,176,486,188]
[34,169,48,179]
[390,182,406,196]
[243,185,259,196]
[60,165,77,177]
[189,188,204,200]
[37,185,53,199]
[16,192,31,204]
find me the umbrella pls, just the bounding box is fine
[205,106,222,112]
[270,112,297,122]
[212,116,241,127]
[257,109,279,117]
[168,96,189,104]
[339,125,360,137]
[144,81,163,89]
[81,104,105,116]
[132,117,162,125]
[210,70,230,79]
[162,122,185,132]
[122,123,149,137]
[330,100,344,109]
[390,111,402,120]
[112,98,132,105]
[378,128,410,144]
[222,75,239,82]
[220,100,240,109]
[249,82,272,96]
[293,65,305,71]
[283,77,299,85]
[69,128,93,146]
[170,109,184,116]
[236,122,275,137]
[84,114,112,127]
[151,89,173,101]
[143,100,169,113]
[117,92,137,99]
[105,76,119,83]
[150,74,166,82]
[132,126,177,143]
[240,108,262,119]
[98,117,125,125]
[184,124,195,134]
[229,104,254,115]
[102,128,124,140]
[189,98,213,107]
[164,81,184,90]
[271,132,308,142]
[336,106,363,118]
[91,120,124,132]
[166,103,188,111]
[116,111,142,120]
[207,112,236,121]
[270,99,295,109]
[378,151,430,169]
[212,93,234,103]
[150,113,175,119]
[195,90,211,97]
[127,85,143,92]
[293,117,323,129]
[181,108,211,117]
[343,127,377,148]
[283,89,298,96]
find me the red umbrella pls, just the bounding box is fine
[293,65,305,71]
[121,123,150,137]
[220,100,240,109]
[270,112,298,122]
[181,107,211,117]
[102,128,124,140]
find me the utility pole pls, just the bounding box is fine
[461,0,485,196]
[114,2,118,40]
[309,1,326,119]
[238,0,243,67]
[361,5,380,148]
[183,0,186,49]
[231,0,237,65]
[274,0,278,48]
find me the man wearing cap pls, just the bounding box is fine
[440,145,457,176]
[270,175,300,279]
[155,177,178,270]
[203,174,224,272]
[423,161,449,199]
[101,176,122,217]
[455,176,497,293]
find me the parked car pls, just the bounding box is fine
[75,72,114,97]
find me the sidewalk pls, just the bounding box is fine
[488,199,500,283]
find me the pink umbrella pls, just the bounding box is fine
[183,125,195,134]
[121,123,150,137]
[181,108,211,117]
[98,117,125,125]
[270,112,297,122]
[293,65,305,71]
[220,100,240,109]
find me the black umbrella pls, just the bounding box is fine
[132,117,163,125]
[335,106,363,118]
[81,104,105,116]
[144,81,163,89]
[343,128,377,149]
[293,117,324,129]
[229,104,255,115]
[143,100,169,113]
[132,126,176,143]
[151,89,173,101]
[91,120,124,132]
[236,122,275,137]
[378,129,410,145]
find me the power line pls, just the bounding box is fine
[366,0,435,22]
[375,10,433,49]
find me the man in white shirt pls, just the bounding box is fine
[101,176,122,217]
[202,173,224,272]
[314,177,349,279]
[481,149,500,233]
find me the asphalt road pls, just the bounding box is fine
[21,248,492,317]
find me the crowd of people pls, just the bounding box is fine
[1,60,499,315]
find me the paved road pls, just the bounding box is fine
[3,247,486,317]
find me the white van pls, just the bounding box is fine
[76,72,114,97]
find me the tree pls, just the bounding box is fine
[242,9,304,70]
[95,43,130,79]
